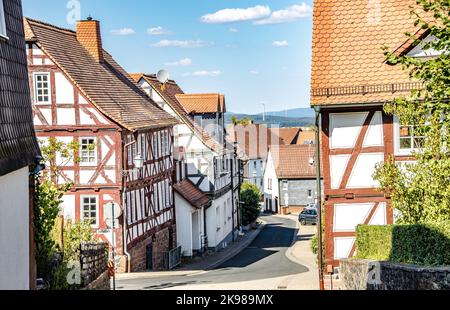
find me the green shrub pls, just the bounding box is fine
[240,182,261,226]
[356,222,450,266]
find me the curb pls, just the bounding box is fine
[204,220,267,271]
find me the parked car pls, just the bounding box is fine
[298,208,318,226]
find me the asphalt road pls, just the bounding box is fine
[117,215,308,290]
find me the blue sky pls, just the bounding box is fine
[22,0,313,114]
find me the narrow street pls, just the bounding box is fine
[116,215,311,290]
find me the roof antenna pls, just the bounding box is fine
[156,69,170,92]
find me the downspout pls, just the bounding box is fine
[314,106,325,290]
[122,139,135,273]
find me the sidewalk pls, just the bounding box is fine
[274,214,320,290]
[117,221,266,281]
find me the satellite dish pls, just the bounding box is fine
[157,69,170,84]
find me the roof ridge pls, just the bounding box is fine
[25,17,76,36]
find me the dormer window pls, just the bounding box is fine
[0,0,7,39]
[407,35,442,59]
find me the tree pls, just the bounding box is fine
[374,0,450,224]
[231,116,253,126]
[240,182,261,226]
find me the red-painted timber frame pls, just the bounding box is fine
[28,43,176,257]
[320,106,395,267]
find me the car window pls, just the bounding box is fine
[311,210,317,216]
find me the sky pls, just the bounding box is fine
[22,0,314,114]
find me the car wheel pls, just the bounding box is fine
[300,219,306,226]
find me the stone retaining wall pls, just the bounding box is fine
[83,271,110,290]
[340,259,450,290]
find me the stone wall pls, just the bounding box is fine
[83,271,110,290]
[127,225,177,272]
[340,259,450,290]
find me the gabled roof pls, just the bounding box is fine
[130,73,227,154]
[297,130,316,145]
[175,94,226,114]
[24,18,178,132]
[0,1,40,176]
[229,124,282,160]
[275,128,302,145]
[311,0,424,106]
[174,179,210,209]
[271,145,320,179]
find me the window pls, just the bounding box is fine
[267,178,272,190]
[0,0,6,38]
[399,125,424,151]
[81,196,98,226]
[80,138,97,165]
[253,161,257,169]
[282,181,288,191]
[33,73,51,104]
[308,190,313,199]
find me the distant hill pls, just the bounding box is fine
[264,108,314,119]
[226,108,314,128]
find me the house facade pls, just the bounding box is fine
[229,123,279,193]
[0,0,41,290]
[25,18,178,272]
[311,0,435,268]
[264,145,321,215]
[132,74,241,253]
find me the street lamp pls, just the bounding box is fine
[134,153,144,170]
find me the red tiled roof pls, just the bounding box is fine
[311,0,425,106]
[271,145,320,179]
[176,94,225,114]
[229,124,282,160]
[174,179,210,209]
[24,18,178,132]
[275,128,302,145]
[297,130,316,145]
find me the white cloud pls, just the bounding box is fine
[165,58,193,67]
[254,3,313,25]
[183,70,222,77]
[249,70,259,75]
[152,40,211,48]
[111,28,136,36]
[272,40,289,47]
[201,5,271,24]
[147,26,171,35]
[229,28,239,33]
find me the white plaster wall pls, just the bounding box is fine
[61,194,76,221]
[57,108,76,125]
[55,72,74,104]
[0,167,30,290]
[175,194,194,257]
[330,112,367,149]
[206,191,233,248]
[334,237,355,259]
[263,151,279,212]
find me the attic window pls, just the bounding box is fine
[407,35,442,59]
[0,0,7,39]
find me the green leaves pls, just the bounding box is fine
[375,0,450,225]
[240,182,261,226]
[356,223,450,266]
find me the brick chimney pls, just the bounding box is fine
[76,17,104,62]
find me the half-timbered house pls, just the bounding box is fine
[310,0,439,269]
[24,18,179,271]
[131,74,241,253]
[0,0,41,290]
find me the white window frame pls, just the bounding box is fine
[79,137,97,166]
[33,72,52,104]
[0,0,8,40]
[80,195,99,228]
[282,181,288,191]
[394,116,424,156]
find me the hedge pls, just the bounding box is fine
[355,222,450,266]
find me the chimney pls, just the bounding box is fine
[76,17,104,62]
